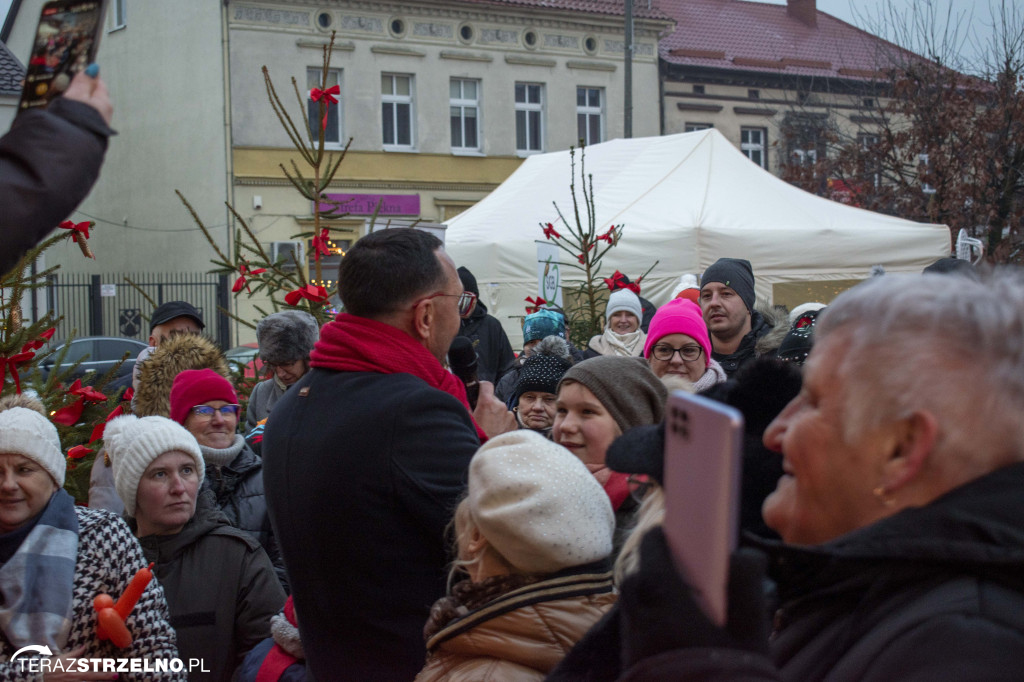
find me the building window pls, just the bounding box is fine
[515,82,544,153]
[918,153,936,194]
[576,87,604,146]
[307,68,342,146]
[741,127,767,168]
[382,73,414,149]
[858,133,881,187]
[450,78,480,152]
[111,0,126,29]
[748,89,760,100]
[782,113,828,168]
[692,84,705,94]
[685,123,712,132]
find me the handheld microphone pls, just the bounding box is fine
[448,336,480,410]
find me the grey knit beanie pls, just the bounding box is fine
[256,311,320,366]
[105,415,205,516]
[701,258,756,313]
[558,355,667,432]
[606,289,643,323]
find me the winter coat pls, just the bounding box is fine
[459,301,516,384]
[262,368,480,681]
[133,333,232,419]
[0,506,183,681]
[616,460,1024,682]
[0,98,113,276]
[202,437,286,591]
[137,492,285,682]
[416,569,616,681]
[245,377,286,433]
[712,306,785,377]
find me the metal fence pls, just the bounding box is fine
[44,272,231,348]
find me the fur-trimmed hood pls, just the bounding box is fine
[133,334,230,417]
[754,302,788,357]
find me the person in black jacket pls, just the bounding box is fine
[551,268,1024,682]
[262,229,514,681]
[1,69,113,275]
[457,266,516,384]
[105,414,285,682]
[699,258,778,376]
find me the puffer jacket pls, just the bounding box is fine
[0,505,183,681]
[416,568,616,681]
[137,491,286,682]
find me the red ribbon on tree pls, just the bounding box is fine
[121,387,134,403]
[524,296,547,314]
[67,445,95,460]
[0,351,35,394]
[542,223,562,240]
[603,270,642,295]
[311,228,332,261]
[310,85,340,130]
[285,284,329,306]
[53,379,109,426]
[232,262,266,294]
[59,220,90,241]
[90,404,126,443]
[21,327,55,352]
[597,226,619,245]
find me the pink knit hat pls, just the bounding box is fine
[643,299,712,368]
[169,368,238,425]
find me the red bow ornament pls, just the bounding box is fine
[0,351,35,394]
[524,296,547,314]
[21,327,55,353]
[232,262,267,294]
[89,404,126,443]
[67,445,95,460]
[310,85,340,130]
[53,379,109,426]
[597,226,619,246]
[541,223,562,240]
[311,228,332,262]
[59,220,95,259]
[285,284,329,306]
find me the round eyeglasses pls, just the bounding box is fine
[190,404,240,420]
[651,344,703,362]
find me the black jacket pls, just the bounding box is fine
[262,368,480,681]
[0,98,113,275]
[137,492,286,682]
[459,300,516,384]
[712,310,778,377]
[604,461,1024,682]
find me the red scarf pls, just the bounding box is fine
[604,472,632,511]
[310,314,488,443]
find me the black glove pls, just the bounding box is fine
[620,526,770,667]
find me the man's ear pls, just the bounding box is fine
[881,410,939,494]
[411,299,433,343]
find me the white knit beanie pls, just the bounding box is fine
[0,407,65,486]
[469,430,614,574]
[606,288,643,323]
[104,415,204,516]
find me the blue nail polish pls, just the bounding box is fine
[85,63,99,77]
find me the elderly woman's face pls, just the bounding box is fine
[762,331,892,545]
[268,358,308,387]
[184,400,238,450]
[553,383,622,473]
[609,311,640,334]
[0,453,57,533]
[517,391,557,431]
[135,451,200,537]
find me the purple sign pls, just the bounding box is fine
[318,193,420,216]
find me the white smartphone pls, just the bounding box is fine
[662,390,743,626]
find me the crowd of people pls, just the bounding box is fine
[5,63,1024,682]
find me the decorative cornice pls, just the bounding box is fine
[676,102,724,113]
[505,54,557,67]
[297,38,355,50]
[566,60,616,72]
[370,45,426,57]
[733,106,777,116]
[440,50,493,62]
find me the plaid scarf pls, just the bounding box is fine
[0,489,78,650]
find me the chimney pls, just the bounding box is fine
[787,0,817,28]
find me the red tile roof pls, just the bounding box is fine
[658,0,917,79]
[450,0,673,21]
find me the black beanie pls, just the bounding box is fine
[701,258,756,313]
[457,266,479,296]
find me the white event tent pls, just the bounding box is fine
[444,129,950,343]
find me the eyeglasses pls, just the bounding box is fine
[651,344,703,362]
[627,474,653,504]
[415,291,478,318]
[189,404,240,420]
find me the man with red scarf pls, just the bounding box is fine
[262,228,514,681]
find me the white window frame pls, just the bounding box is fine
[110,0,127,29]
[740,127,767,169]
[515,82,545,155]
[381,73,415,151]
[307,67,344,149]
[918,153,936,194]
[576,86,604,146]
[450,78,482,154]
[684,123,713,132]
[858,133,881,188]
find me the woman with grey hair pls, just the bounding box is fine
[246,311,320,432]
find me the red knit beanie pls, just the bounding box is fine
[169,369,238,425]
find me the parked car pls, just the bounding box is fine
[39,336,149,382]
[225,343,266,384]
